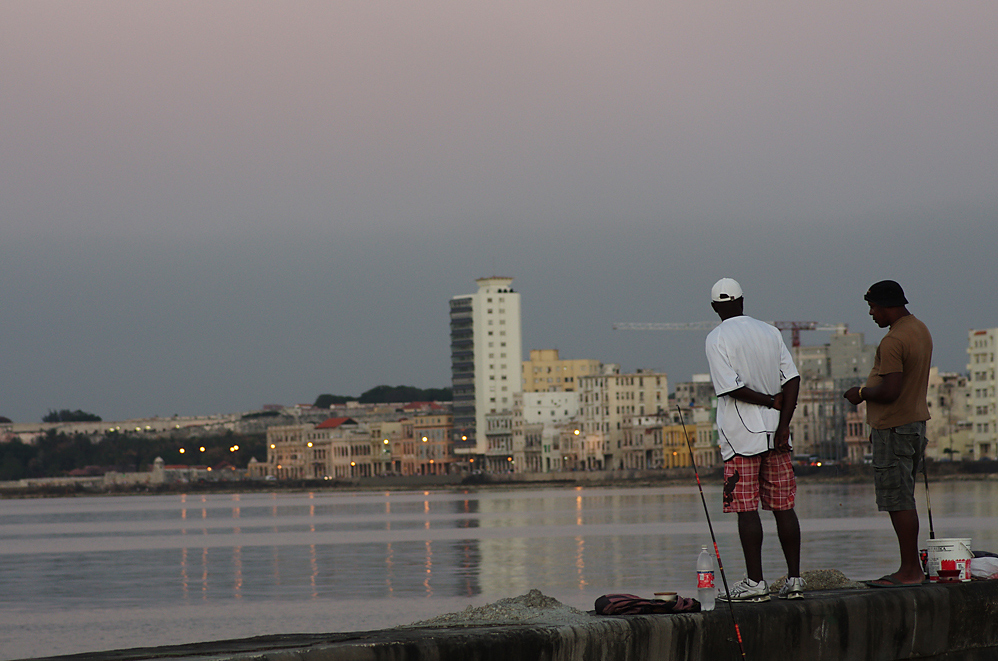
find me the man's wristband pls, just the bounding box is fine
[769,395,776,409]
[858,387,865,401]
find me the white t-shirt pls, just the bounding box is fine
[705,315,800,460]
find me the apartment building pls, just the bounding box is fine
[412,412,454,475]
[615,405,716,471]
[265,417,390,479]
[673,374,714,408]
[926,367,973,460]
[265,423,311,479]
[578,366,668,469]
[543,425,580,472]
[483,410,514,473]
[520,390,582,425]
[967,328,997,460]
[369,419,416,475]
[660,405,717,468]
[507,390,582,474]
[827,330,877,381]
[787,329,877,461]
[789,377,840,459]
[522,349,601,392]
[661,423,695,469]
[690,408,719,468]
[619,415,663,470]
[450,276,522,460]
[843,403,869,464]
[521,421,544,473]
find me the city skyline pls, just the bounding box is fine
[2,2,996,423]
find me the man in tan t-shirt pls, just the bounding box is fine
[844,280,932,587]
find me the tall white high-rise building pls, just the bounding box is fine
[450,276,523,458]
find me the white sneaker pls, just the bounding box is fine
[718,577,770,603]
[778,576,805,600]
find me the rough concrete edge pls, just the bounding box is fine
[27,582,998,661]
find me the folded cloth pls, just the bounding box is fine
[970,556,998,579]
[595,593,700,615]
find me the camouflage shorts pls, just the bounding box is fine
[871,421,927,512]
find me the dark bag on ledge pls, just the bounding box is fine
[595,593,700,615]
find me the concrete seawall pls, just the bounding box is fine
[45,580,998,661]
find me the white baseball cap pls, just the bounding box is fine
[711,278,743,302]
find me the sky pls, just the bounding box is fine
[2,1,996,424]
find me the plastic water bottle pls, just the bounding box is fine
[697,546,716,611]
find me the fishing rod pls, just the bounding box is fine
[677,405,747,660]
[922,444,935,539]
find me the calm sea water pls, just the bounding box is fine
[1,481,995,660]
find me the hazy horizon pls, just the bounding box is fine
[2,2,996,423]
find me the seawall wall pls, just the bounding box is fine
[51,581,998,661]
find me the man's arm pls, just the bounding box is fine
[726,386,780,409]
[773,376,800,452]
[725,376,799,451]
[844,372,902,406]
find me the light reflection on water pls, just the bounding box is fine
[0,481,995,660]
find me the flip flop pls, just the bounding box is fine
[865,575,927,588]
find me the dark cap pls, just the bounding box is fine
[864,280,908,307]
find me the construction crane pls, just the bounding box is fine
[612,321,848,347]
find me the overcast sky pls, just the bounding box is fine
[2,1,996,423]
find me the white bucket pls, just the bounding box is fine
[926,538,973,582]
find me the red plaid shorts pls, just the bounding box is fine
[722,451,796,513]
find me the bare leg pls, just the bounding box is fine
[737,510,764,582]
[889,509,924,583]
[773,508,801,577]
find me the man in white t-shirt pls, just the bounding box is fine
[704,278,803,602]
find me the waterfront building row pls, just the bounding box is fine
[781,326,997,463]
[258,414,457,480]
[0,413,245,445]
[257,376,721,479]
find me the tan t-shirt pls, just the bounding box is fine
[865,314,933,429]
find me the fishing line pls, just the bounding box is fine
[677,405,747,660]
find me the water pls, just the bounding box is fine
[1,481,995,660]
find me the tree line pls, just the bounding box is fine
[42,409,102,423]
[313,385,451,409]
[0,430,266,482]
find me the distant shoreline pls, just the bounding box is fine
[3,462,996,499]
